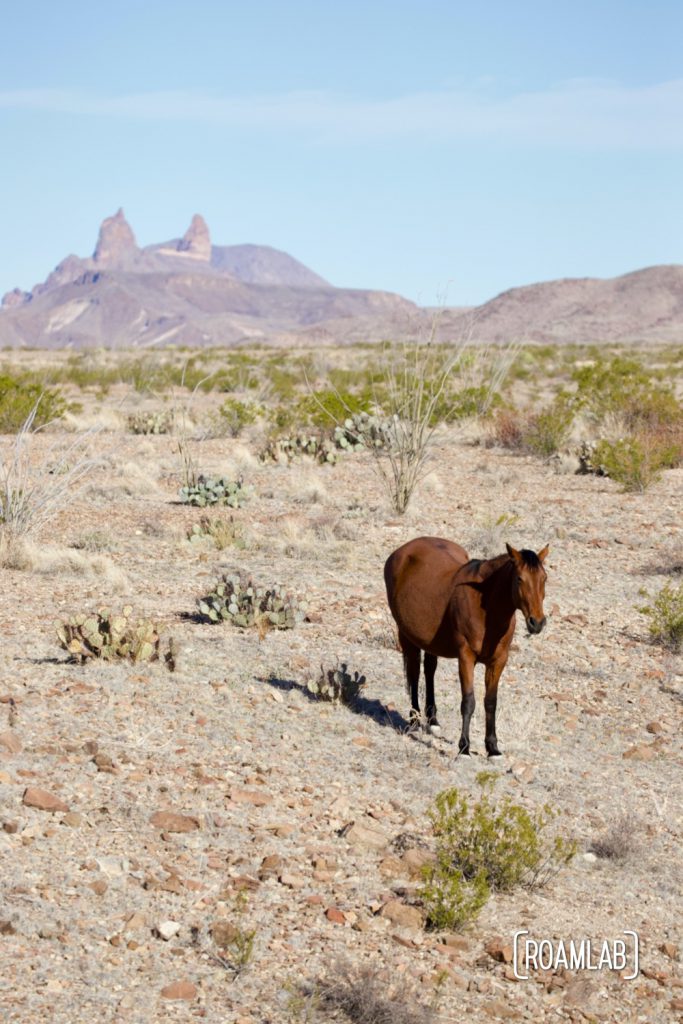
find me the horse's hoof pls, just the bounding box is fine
[427,721,442,737]
[488,752,504,760]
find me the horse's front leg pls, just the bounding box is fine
[457,649,476,754]
[400,632,422,732]
[424,653,441,736]
[484,654,507,757]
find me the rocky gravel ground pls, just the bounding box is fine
[0,415,681,1024]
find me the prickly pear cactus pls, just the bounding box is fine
[127,410,174,435]
[307,662,366,706]
[333,412,394,452]
[56,606,178,670]
[179,475,252,508]
[576,440,608,476]
[197,573,306,629]
[259,434,336,465]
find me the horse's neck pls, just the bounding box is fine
[478,556,516,615]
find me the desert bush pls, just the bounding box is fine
[489,393,574,457]
[197,572,306,628]
[127,410,173,435]
[421,773,576,931]
[589,815,640,863]
[0,373,66,433]
[179,475,251,507]
[56,606,177,669]
[187,515,245,550]
[211,397,259,437]
[573,355,682,431]
[593,433,678,492]
[639,580,683,650]
[306,662,366,705]
[315,962,437,1024]
[522,393,575,456]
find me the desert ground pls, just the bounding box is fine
[0,345,681,1024]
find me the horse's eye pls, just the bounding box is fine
[516,576,522,584]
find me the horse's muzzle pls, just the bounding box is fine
[526,616,546,635]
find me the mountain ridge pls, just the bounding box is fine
[1,210,681,347]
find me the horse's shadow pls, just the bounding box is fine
[261,675,415,733]
[260,676,455,755]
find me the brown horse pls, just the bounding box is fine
[384,537,549,756]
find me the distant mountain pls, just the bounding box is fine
[1,210,681,347]
[438,265,683,346]
[0,210,416,348]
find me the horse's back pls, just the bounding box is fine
[384,537,469,649]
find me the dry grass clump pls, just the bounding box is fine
[0,539,129,589]
[316,962,436,1024]
[589,815,641,863]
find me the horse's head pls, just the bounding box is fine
[506,543,549,635]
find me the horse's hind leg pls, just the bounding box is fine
[457,649,476,755]
[399,632,421,731]
[424,653,441,736]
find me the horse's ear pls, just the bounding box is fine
[506,542,521,563]
[538,544,550,564]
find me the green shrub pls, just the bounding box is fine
[573,356,682,431]
[0,374,66,433]
[639,580,683,650]
[187,515,246,550]
[420,774,576,931]
[212,397,259,437]
[489,394,574,457]
[593,434,677,492]
[522,393,575,456]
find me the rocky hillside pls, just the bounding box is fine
[0,211,417,349]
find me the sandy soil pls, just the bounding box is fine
[0,402,681,1024]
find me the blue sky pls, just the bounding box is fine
[1,1,682,306]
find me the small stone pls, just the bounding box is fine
[441,933,471,952]
[483,998,520,1019]
[325,907,346,925]
[62,812,83,828]
[228,787,272,807]
[90,879,108,896]
[660,941,678,959]
[380,899,424,930]
[157,921,181,941]
[23,787,69,813]
[622,744,656,761]
[646,721,664,734]
[485,937,514,963]
[379,855,404,878]
[2,821,19,834]
[401,847,436,878]
[279,873,306,889]
[345,820,388,850]
[150,811,200,833]
[258,855,282,879]
[671,997,683,1012]
[0,731,22,754]
[160,980,197,1001]
[212,920,239,947]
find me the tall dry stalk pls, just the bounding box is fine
[364,331,517,513]
[0,400,101,541]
